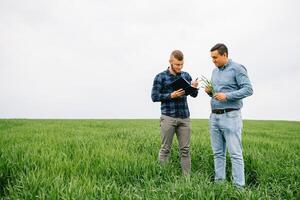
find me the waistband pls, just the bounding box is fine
[212,108,239,114]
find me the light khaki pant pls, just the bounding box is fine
[158,115,191,174]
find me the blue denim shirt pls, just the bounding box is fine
[210,59,253,110]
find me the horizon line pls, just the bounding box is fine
[0,118,299,122]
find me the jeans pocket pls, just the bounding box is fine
[184,118,191,123]
[160,116,164,127]
[226,111,239,118]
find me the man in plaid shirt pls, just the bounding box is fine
[151,50,198,175]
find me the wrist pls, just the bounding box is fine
[224,93,230,100]
[171,92,175,99]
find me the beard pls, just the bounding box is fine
[171,64,181,74]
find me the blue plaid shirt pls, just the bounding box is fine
[151,68,198,118]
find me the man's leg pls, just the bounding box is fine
[210,113,226,182]
[222,110,245,187]
[158,115,176,164]
[176,118,191,175]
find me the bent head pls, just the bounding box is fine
[210,43,228,68]
[169,50,184,74]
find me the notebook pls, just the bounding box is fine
[170,76,198,95]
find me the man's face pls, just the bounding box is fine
[169,57,184,74]
[211,50,227,67]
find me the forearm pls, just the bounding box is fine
[226,67,253,101]
[226,86,253,101]
[151,92,171,102]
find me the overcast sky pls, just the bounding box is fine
[1,0,299,120]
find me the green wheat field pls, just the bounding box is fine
[0,119,299,199]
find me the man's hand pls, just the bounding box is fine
[214,92,227,101]
[191,78,199,88]
[205,86,211,94]
[171,89,185,98]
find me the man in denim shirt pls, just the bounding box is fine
[205,44,253,187]
[151,50,198,175]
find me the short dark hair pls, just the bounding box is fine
[210,43,228,56]
[170,50,184,61]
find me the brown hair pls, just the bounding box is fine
[210,43,228,56]
[170,50,184,61]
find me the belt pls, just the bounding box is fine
[212,108,239,114]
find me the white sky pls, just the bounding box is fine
[1,0,299,120]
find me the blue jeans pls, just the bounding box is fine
[209,110,245,187]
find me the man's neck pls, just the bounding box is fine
[168,66,177,75]
[224,58,229,66]
[218,58,229,68]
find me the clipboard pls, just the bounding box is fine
[170,76,198,95]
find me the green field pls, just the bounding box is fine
[0,119,299,199]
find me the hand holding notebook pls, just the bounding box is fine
[170,76,199,96]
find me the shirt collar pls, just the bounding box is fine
[166,67,181,76]
[219,59,231,70]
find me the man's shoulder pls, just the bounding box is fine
[155,69,168,77]
[153,69,169,82]
[181,71,191,79]
[212,67,218,75]
[228,60,247,72]
[181,71,190,75]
